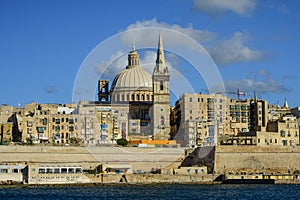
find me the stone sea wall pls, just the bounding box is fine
[214,146,300,174]
[88,174,217,184]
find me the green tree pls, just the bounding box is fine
[116,138,128,146]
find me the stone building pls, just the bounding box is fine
[228,99,251,134]
[172,93,229,147]
[257,114,299,146]
[97,34,171,141]
[21,102,77,144]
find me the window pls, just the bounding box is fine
[131,94,135,101]
[61,118,64,122]
[46,168,53,174]
[38,168,46,174]
[12,169,19,173]
[282,140,288,146]
[258,138,260,143]
[190,97,192,102]
[61,168,68,174]
[37,127,45,133]
[190,110,192,114]
[160,80,164,90]
[54,168,60,173]
[76,168,82,174]
[0,169,8,173]
[68,168,75,174]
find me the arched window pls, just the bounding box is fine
[141,94,145,101]
[122,94,125,101]
[160,116,165,126]
[127,94,130,101]
[137,94,140,101]
[131,94,135,101]
[146,95,149,101]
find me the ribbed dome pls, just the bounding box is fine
[111,48,152,92]
[111,66,152,91]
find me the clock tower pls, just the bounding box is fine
[152,33,170,140]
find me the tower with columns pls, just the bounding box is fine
[152,33,171,139]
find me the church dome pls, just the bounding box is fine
[111,48,152,92]
[111,66,152,91]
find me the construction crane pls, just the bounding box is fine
[201,88,247,99]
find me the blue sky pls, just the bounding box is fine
[0,0,299,107]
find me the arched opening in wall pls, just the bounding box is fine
[122,94,125,101]
[127,94,130,101]
[131,94,135,101]
[146,95,149,101]
[102,87,106,93]
[101,97,106,102]
[160,116,165,127]
[141,94,144,101]
[136,94,140,101]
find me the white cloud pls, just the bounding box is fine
[122,18,216,46]
[122,19,269,66]
[193,0,256,17]
[94,51,127,79]
[225,69,289,93]
[207,31,268,65]
[94,49,177,80]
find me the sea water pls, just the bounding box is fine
[1,184,299,200]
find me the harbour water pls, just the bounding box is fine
[1,184,300,199]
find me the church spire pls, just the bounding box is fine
[283,98,289,108]
[156,33,166,65]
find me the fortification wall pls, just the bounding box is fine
[214,146,300,174]
[88,174,217,184]
[0,146,185,173]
